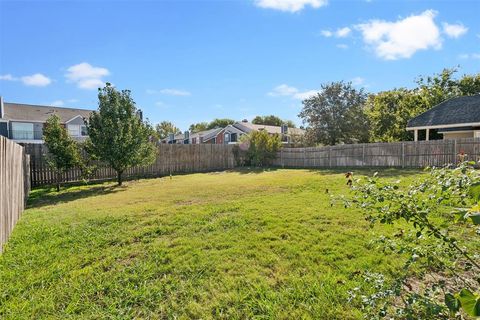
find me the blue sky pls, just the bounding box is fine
[1,0,479,130]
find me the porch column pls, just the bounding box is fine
[414,129,418,142]
[425,128,430,141]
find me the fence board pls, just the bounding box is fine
[0,136,30,252]
[22,143,236,187]
[273,138,480,169]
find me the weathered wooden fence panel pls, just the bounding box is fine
[273,138,480,168]
[0,136,30,252]
[23,144,236,187]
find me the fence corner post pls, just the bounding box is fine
[401,142,405,168]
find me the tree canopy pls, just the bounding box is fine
[252,115,296,128]
[299,81,370,146]
[367,68,480,142]
[87,83,156,185]
[156,121,180,139]
[43,114,81,191]
[189,118,236,133]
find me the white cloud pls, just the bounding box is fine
[351,77,365,86]
[268,84,299,96]
[268,84,318,100]
[320,30,333,37]
[336,27,351,38]
[50,100,65,107]
[321,27,351,38]
[0,74,18,81]
[336,44,349,49]
[442,22,468,38]
[65,62,109,90]
[459,53,480,60]
[77,78,105,90]
[254,0,327,13]
[159,88,191,96]
[21,73,52,87]
[355,10,442,60]
[293,90,318,100]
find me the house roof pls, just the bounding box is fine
[2,102,93,123]
[232,122,305,135]
[407,95,480,129]
[200,128,223,141]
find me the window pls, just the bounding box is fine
[11,122,34,140]
[68,124,88,137]
[230,133,237,142]
[224,133,230,143]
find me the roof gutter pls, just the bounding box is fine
[406,122,480,131]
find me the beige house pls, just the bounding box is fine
[406,95,480,141]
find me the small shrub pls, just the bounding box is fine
[243,130,282,167]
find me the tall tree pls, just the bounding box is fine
[87,83,156,186]
[43,114,81,191]
[367,68,480,142]
[189,122,209,133]
[156,121,180,140]
[207,118,235,129]
[298,81,370,146]
[252,115,296,128]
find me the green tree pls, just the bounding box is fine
[189,122,209,133]
[298,81,369,146]
[43,114,81,191]
[244,130,282,167]
[252,115,296,128]
[367,68,480,142]
[366,89,422,142]
[156,121,180,140]
[87,83,156,186]
[207,118,235,129]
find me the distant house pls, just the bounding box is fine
[406,95,480,141]
[190,128,223,144]
[0,97,93,144]
[161,120,305,145]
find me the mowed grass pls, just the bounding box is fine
[1,169,422,319]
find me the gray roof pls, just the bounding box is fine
[407,95,480,128]
[201,128,223,141]
[2,102,93,123]
[232,121,305,135]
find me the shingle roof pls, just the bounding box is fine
[407,95,480,128]
[201,128,223,141]
[233,122,305,135]
[2,102,93,123]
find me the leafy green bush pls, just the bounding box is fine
[243,130,282,167]
[338,163,480,319]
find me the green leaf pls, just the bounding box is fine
[457,288,480,317]
[445,293,460,313]
[469,213,480,225]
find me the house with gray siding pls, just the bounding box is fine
[0,97,93,143]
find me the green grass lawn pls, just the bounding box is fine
[1,168,423,319]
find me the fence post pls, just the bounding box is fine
[328,147,332,168]
[281,148,284,168]
[454,139,457,164]
[303,148,306,168]
[401,142,405,168]
[362,144,365,166]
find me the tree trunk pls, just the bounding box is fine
[56,170,61,192]
[117,170,123,186]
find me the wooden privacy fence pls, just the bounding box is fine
[23,144,236,187]
[0,136,30,252]
[273,138,480,168]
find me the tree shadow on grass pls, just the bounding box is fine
[27,184,126,209]
[229,167,280,175]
